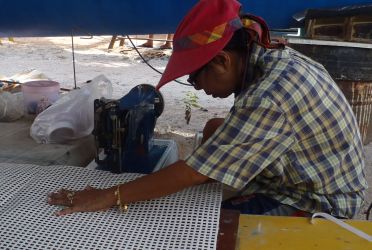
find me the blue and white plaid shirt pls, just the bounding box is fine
[186,44,368,218]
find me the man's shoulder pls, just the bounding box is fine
[259,46,327,74]
[239,48,336,106]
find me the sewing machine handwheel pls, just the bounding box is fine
[137,84,164,117]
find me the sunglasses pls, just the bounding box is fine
[187,64,208,87]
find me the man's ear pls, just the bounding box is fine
[209,51,231,74]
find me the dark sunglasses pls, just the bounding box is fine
[187,64,208,86]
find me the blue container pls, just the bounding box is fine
[97,139,178,174]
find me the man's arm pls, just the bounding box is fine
[49,160,210,215]
[119,160,210,204]
[49,118,223,216]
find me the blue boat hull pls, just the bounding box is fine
[0,0,369,36]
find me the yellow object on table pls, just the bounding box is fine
[237,215,372,250]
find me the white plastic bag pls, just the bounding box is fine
[30,75,112,144]
[0,91,24,121]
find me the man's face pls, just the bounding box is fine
[188,50,243,98]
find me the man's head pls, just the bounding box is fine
[156,0,272,98]
[186,41,246,98]
[188,26,254,98]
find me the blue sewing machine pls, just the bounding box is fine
[93,84,165,174]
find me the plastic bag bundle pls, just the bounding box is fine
[30,75,112,144]
[0,92,24,122]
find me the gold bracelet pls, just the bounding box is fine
[114,185,128,212]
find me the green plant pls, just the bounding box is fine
[183,91,200,124]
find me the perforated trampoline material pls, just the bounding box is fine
[0,163,222,249]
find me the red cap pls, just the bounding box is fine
[156,0,242,90]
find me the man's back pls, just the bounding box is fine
[239,45,368,218]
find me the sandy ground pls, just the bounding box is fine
[0,36,370,220]
[0,36,232,156]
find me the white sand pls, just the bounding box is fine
[0,36,233,158]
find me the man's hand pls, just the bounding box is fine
[48,186,116,216]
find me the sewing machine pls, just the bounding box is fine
[93,84,164,174]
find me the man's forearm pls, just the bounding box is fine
[112,160,210,205]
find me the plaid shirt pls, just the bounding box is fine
[186,44,368,218]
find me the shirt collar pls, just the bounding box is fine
[239,43,266,93]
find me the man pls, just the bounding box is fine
[48,0,367,219]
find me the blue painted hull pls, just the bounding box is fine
[0,0,370,36]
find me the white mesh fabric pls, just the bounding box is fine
[0,163,222,250]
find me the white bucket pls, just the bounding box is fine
[22,80,60,114]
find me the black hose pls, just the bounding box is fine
[126,35,192,87]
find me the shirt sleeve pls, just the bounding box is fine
[185,96,295,190]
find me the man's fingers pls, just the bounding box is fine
[55,204,99,216]
[48,190,70,206]
[48,191,63,199]
[48,198,70,206]
[55,206,79,216]
[49,186,108,216]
